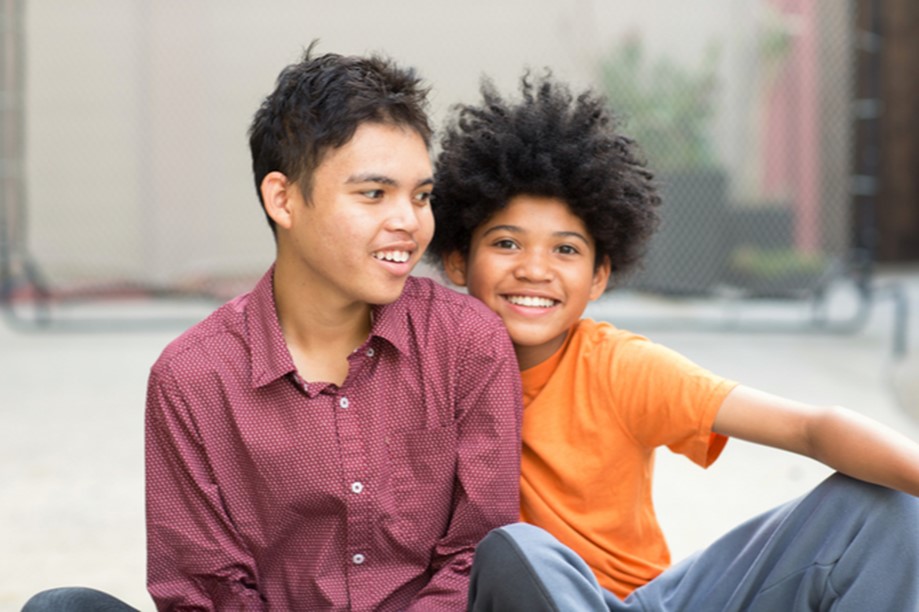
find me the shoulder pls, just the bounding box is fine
[572,318,649,357]
[573,319,722,384]
[399,276,507,335]
[151,293,250,381]
[386,277,514,367]
[568,319,692,382]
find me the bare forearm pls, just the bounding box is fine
[808,405,919,497]
[715,385,919,497]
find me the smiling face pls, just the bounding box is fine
[266,122,434,311]
[445,195,610,370]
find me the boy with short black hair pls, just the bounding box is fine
[141,47,522,612]
[429,73,919,611]
[23,47,522,612]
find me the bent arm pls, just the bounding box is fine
[713,384,919,497]
[146,368,266,611]
[407,326,522,610]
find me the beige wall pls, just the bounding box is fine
[23,0,848,287]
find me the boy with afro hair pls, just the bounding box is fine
[429,73,919,611]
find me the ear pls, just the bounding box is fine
[260,171,296,230]
[442,251,469,287]
[589,256,612,301]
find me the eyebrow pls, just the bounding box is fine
[345,174,434,189]
[482,224,591,245]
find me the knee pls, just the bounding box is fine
[826,473,915,507]
[22,588,71,612]
[869,484,919,540]
[470,524,607,612]
[469,525,540,610]
[824,473,919,532]
[475,523,555,567]
[474,522,596,583]
[21,587,132,612]
[475,524,534,569]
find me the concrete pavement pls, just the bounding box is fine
[2,269,917,611]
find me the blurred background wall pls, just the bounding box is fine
[1,0,916,306]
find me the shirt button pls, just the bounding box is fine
[352,553,365,565]
[350,481,363,494]
[366,348,374,357]
[339,397,349,409]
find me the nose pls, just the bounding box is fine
[384,195,421,234]
[514,249,552,282]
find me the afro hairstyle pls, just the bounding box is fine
[428,72,661,287]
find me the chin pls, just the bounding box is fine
[366,286,407,306]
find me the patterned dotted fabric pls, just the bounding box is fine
[145,269,522,611]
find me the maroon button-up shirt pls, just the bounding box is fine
[145,269,522,611]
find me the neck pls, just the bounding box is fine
[272,261,372,384]
[513,329,570,371]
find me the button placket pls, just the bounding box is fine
[335,390,370,578]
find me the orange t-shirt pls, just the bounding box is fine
[520,319,737,600]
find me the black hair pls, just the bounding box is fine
[428,72,660,286]
[248,42,432,233]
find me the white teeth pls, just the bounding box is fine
[506,295,557,308]
[373,250,411,263]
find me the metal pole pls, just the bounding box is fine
[851,0,882,292]
[0,0,24,306]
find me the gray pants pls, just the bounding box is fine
[21,587,138,612]
[469,474,919,611]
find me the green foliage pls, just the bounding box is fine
[729,246,825,280]
[598,37,721,171]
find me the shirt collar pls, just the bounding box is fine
[246,267,415,388]
[246,266,297,388]
[368,285,413,357]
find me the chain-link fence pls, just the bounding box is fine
[0,0,885,332]
[605,2,854,300]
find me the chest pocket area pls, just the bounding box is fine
[384,422,459,544]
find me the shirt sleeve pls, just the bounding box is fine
[145,365,267,612]
[604,332,736,467]
[406,320,523,610]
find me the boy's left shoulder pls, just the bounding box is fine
[577,318,646,345]
[571,318,659,363]
[399,276,506,332]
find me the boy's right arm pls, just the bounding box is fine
[713,384,919,497]
[145,367,266,611]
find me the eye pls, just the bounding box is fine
[556,244,580,255]
[361,189,384,200]
[493,239,519,250]
[414,191,432,206]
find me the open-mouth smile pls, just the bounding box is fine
[372,250,412,263]
[504,295,559,308]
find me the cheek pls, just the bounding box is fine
[467,270,503,305]
[417,208,435,243]
[463,271,490,302]
[461,253,486,291]
[336,209,376,239]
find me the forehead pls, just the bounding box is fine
[480,195,592,237]
[316,122,431,178]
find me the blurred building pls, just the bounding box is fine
[854,0,919,263]
[1,0,916,304]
